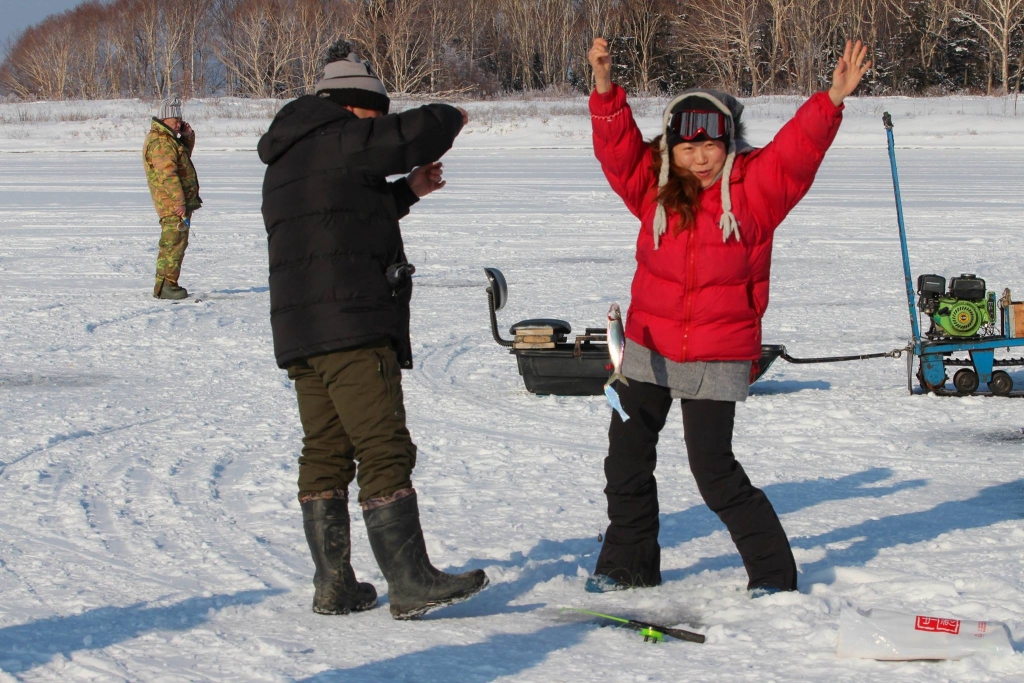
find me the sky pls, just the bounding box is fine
[0,0,88,53]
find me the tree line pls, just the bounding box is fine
[2,0,1023,101]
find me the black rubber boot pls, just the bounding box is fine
[363,491,488,619]
[302,497,377,615]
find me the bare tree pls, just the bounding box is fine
[0,0,1016,99]
[355,0,434,94]
[67,2,107,98]
[786,0,845,94]
[423,0,464,92]
[0,16,75,98]
[763,0,795,92]
[579,0,621,89]
[620,0,668,94]
[957,0,1024,93]
[214,0,300,98]
[178,0,215,98]
[533,0,577,88]
[293,0,352,94]
[685,0,766,95]
[497,0,537,89]
[887,0,957,88]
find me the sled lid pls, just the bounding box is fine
[510,319,571,335]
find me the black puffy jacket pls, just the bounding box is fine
[258,95,463,369]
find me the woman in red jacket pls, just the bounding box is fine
[587,38,870,595]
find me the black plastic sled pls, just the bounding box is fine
[483,267,783,396]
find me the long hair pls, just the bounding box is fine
[648,135,703,236]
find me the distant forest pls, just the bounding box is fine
[2,0,1023,101]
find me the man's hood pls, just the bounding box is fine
[258,95,354,165]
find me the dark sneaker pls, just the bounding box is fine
[584,574,629,594]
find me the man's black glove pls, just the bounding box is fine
[385,263,416,288]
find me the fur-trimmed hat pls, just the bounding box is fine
[314,40,390,114]
[653,89,753,248]
[158,96,182,120]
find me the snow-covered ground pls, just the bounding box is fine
[0,95,1022,682]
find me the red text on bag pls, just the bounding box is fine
[915,616,961,635]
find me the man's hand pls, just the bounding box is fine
[173,204,187,218]
[588,37,612,94]
[408,162,446,198]
[829,40,871,107]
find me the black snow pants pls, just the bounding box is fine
[594,378,797,591]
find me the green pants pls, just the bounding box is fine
[287,341,417,503]
[154,215,189,293]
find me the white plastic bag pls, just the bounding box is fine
[837,605,1013,660]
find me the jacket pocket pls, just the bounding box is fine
[373,345,401,404]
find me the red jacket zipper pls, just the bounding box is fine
[680,225,697,360]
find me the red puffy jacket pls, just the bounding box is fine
[590,85,843,362]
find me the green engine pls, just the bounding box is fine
[917,273,996,338]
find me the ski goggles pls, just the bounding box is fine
[669,110,730,141]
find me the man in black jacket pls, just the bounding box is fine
[258,40,487,620]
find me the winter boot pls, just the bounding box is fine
[363,490,488,619]
[302,496,378,615]
[155,280,188,300]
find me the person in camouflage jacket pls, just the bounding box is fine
[143,96,202,299]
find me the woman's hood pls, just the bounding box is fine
[664,88,752,153]
[653,88,754,248]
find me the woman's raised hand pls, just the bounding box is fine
[588,37,612,95]
[829,40,871,106]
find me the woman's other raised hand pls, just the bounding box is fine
[588,37,612,95]
[829,39,872,107]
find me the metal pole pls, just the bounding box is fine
[883,112,921,343]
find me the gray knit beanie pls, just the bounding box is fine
[315,40,390,114]
[157,96,182,120]
[653,89,753,249]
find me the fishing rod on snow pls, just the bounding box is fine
[563,607,706,644]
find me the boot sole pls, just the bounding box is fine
[312,596,378,615]
[390,576,490,620]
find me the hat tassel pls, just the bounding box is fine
[718,149,740,243]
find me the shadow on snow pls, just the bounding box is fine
[0,588,283,675]
[296,623,585,683]
[435,467,926,617]
[793,478,1024,582]
[749,378,831,395]
[306,472,1022,681]
[662,478,1024,584]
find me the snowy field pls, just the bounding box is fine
[0,94,1023,682]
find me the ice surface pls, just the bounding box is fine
[0,96,1022,681]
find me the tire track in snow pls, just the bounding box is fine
[408,333,606,455]
[0,418,165,477]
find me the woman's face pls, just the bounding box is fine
[672,139,727,188]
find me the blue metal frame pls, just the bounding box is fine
[883,112,1024,393]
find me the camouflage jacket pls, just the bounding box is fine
[143,118,202,218]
